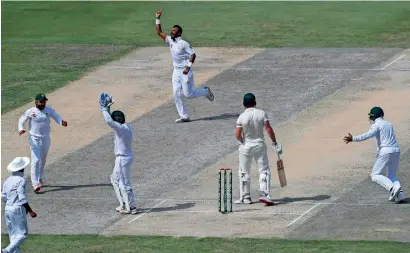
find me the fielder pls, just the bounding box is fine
[2,157,37,253]
[18,94,68,192]
[155,8,214,123]
[344,106,405,203]
[99,93,138,214]
[235,93,282,205]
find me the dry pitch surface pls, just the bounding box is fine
[1,47,410,241]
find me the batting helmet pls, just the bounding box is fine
[368,106,384,121]
[111,110,125,124]
[243,93,256,107]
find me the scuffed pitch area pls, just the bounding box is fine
[1,46,263,178]
[2,48,410,242]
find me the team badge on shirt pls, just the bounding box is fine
[46,112,49,117]
[32,114,36,117]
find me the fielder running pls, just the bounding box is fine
[2,157,37,253]
[343,106,405,203]
[235,93,282,206]
[99,93,138,214]
[18,94,68,192]
[155,8,214,123]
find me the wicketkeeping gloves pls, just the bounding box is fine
[99,93,114,111]
[273,142,283,155]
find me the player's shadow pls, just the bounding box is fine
[396,198,410,204]
[34,183,112,194]
[191,113,240,122]
[272,195,331,205]
[138,202,196,213]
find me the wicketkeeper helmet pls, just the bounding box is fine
[111,110,125,124]
[368,106,384,121]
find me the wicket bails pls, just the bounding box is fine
[218,168,233,213]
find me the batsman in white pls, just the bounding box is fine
[2,157,37,253]
[235,93,282,206]
[18,94,68,192]
[155,8,214,123]
[344,106,405,203]
[99,93,138,214]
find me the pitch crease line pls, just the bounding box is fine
[128,199,167,223]
[287,203,321,227]
[381,54,405,70]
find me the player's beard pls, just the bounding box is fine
[36,104,45,110]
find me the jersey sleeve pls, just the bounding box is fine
[17,179,28,204]
[184,41,195,55]
[18,109,31,132]
[353,124,378,142]
[236,115,243,128]
[49,107,63,125]
[102,110,125,133]
[263,111,269,122]
[164,35,171,46]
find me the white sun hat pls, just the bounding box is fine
[7,157,30,172]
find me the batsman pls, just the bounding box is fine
[235,93,282,205]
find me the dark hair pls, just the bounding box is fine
[173,25,183,34]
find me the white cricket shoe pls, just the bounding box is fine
[396,191,405,203]
[234,197,252,204]
[389,182,402,201]
[115,205,124,212]
[119,207,138,214]
[205,87,214,102]
[259,196,275,206]
[175,117,191,123]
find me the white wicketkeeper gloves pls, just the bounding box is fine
[273,142,283,155]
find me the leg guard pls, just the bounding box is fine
[238,151,252,200]
[259,169,271,199]
[110,173,123,208]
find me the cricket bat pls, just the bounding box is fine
[276,153,287,187]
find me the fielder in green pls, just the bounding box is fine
[344,106,405,203]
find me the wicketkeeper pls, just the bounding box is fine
[99,93,138,214]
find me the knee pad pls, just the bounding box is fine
[239,172,250,182]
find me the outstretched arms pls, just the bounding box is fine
[155,8,167,40]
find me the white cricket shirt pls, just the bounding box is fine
[353,117,400,154]
[165,36,195,69]
[236,107,269,144]
[1,171,28,207]
[18,106,63,138]
[102,110,133,157]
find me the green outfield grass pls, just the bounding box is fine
[1,234,410,253]
[2,1,410,113]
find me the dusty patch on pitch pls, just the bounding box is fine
[102,50,410,238]
[1,47,263,178]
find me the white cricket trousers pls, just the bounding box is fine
[28,135,50,186]
[238,142,271,199]
[3,205,28,253]
[110,155,136,209]
[172,67,209,119]
[371,151,401,191]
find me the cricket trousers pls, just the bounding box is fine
[172,67,209,119]
[238,142,271,199]
[371,151,401,191]
[2,205,28,253]
[110,155,136,210]
[28,135,50,187]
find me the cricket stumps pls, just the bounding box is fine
[218,168,233,213]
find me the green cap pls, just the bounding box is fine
[243,93,256,107]
[35,93,48,101]
[368,106,384,119]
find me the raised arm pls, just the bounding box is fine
[101,107,123,132]
[155,8,167,40]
